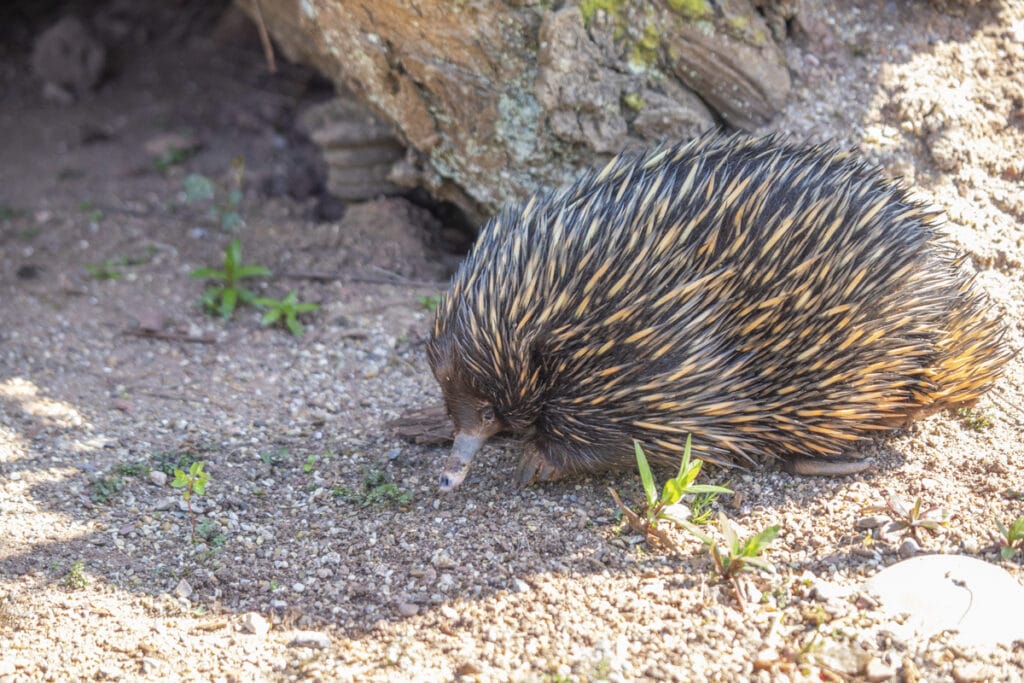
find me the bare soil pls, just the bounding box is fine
[1,2,1023,682]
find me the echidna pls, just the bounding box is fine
[427,133,1010,491]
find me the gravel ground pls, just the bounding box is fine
[1,1,1023,681]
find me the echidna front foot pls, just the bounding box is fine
[515,446,568,486]
[784,457,873,476]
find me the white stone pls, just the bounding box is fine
[866,554,1024,648]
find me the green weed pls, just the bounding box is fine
[609,436,732,547]
[254,290,320,336]
[996,516,1024,561]
[190,238,270,318]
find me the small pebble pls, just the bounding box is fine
[241,612,270,637]
[856,515,891,530]
[898,538,921,559]
[173,579,193,600]
[149,470,167,487]
[952,662,996,683]
[289,630,331,649]
[397,602,419,617]
[865,657,897,682]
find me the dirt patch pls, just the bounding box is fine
[1,1,1022,681]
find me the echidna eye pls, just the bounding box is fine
[480,406,496,423]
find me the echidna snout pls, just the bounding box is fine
[432,356,505,491]
[439,432,489,491]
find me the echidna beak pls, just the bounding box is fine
[438,432,487,492]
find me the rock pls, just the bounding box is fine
[898,538,921,559]
[289,630,331,649]
[173,579,193,600]
[813,642,870,676]
[856,515,891,530]
[753,648,779,670]
[241,612,270,637]
[865,657,897,682]
[866,554,1024,647]
[239,0,789,216]
[397,602,419,617]
[951,662,998,683]
[297,97,403,201]
[811,578,852,602]
[31,17,106,97]
[149,470,167,487]
[430,549,457,570]
[153,496,176,511]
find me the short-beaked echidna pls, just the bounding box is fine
[427,133,1011,491]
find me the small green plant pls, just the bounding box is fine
[171,461,210,541]
[253,291,320,336]
[259,447,288,467]
[883,495,950,543]
[706,511,780,611]
[333,467,413,508]
[85,250,157,281]
[190,238,271,318]
[85,259,124,280]
[151,450,198,477]
[418,294,441,312]
[90,473,126,504]
[690,483,729,525]
[996,516,1024,561]
[302,454,318,473]
[956,406,993,431]
[64,561,89,590]
[153,145,196,173]
[89,460,150,504]
[609,436,732,547]
[708,511,780,578]
[195,518,227,548]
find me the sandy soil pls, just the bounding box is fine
[1,1,1023,681]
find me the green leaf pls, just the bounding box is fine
[742,525,781,557]
[190,267,226,280]
[661,478,684,506]
[225,239,241,274]
[283,290,298,305]
[293,302,320,313]
[1001,546,1016,561]
[1009,516,1024,541]
[236,288,258,305]
[718,511,739,552]
[235,265,271,279]
[261,309,282,326]
[193,479,206,496]
[686,484,734,495]
[742,555,775,573]
[220,288,238,317]
[189,462,203,476]
[170,470,188,487]
[634,441,656,508]
[285,315,304,337]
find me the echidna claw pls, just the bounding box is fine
[515,449,564,486]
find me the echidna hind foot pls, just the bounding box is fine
[784,457,873,476]
[514,445,568,486]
